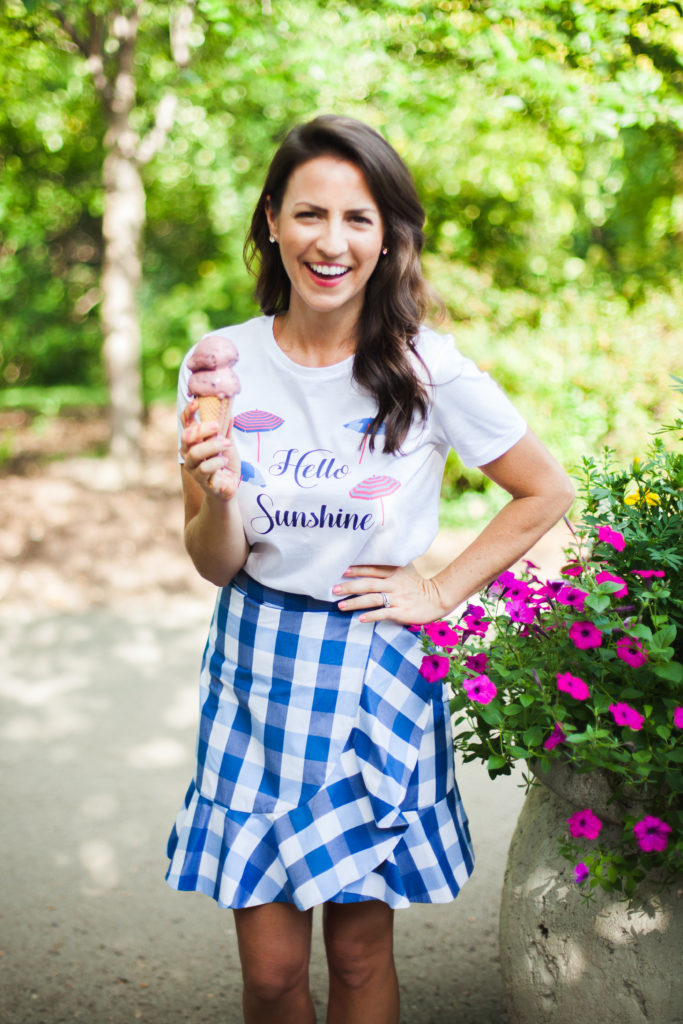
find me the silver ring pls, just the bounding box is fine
[380,591,391,609]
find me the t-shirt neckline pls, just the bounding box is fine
[265,316,355,379]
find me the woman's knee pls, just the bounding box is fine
[241,951,310,1004]
[234,904,312,1004]
[323,902,395,990]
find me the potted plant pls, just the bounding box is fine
[418,394,682,1022]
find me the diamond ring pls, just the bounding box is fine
[380,592,391,609]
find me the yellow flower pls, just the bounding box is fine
[624,483,661,507]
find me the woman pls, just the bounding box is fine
[167,115,574,1024]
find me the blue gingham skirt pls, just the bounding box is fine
[165,571,474,910]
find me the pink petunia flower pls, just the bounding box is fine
[596,570,629,598]
[609,702,645,731]
[465,652,489,673]
[633,816,672,853]
[462,604,489,637]
[535,580,565,603]
[616,636,648,668]
[597,525,626,551]
[463,674,497,705]
[556,671,590,701]
[568,808,603,840]
[419,654,450,683]
[406,623,424,633]
[574,862,589,884]
[630,569,666,579]
[673,707,683,729]
[568,621,603,649]
[424,621,461,648]
[503,578,532,602]
[544,722,567,750]
[505,599,536,623]
[557,585,588,612]
[561,562,584,578]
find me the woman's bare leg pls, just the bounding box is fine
[233,903,315,1024]
[323,901,399,1024]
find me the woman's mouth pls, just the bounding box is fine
[305,263,351,285]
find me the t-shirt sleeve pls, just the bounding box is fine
[426,333,527,467]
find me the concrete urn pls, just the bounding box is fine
[498,762,683,1023]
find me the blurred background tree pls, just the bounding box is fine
[1,0,681,492]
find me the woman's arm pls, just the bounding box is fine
[179,399,250,586]
[334,428,574,623]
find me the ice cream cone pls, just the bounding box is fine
[197,395,232,436]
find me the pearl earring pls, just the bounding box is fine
[269,234,277,244]
[381,248,388,256]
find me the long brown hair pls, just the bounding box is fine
[244,115,431,455]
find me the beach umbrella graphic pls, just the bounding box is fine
[233,410,284,461]
[349,475,401,526]
[239,461,265,488]
[344,418,386,463]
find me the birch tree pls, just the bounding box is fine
[45,1,195,466]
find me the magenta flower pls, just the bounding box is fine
[597,525,626,551]
[574,862,589,884]
[544,722,567,750]
[424,621,461,648]
[536,580,565,603]
[596,570,629,598]
[462,604,489,637]
[568,621,603,649]
[633,816,672,853]
[505,599,536,623]
[561,562,584,578]
[463,674,497,705]
[465,652,489,673]
[568,808,603,840]
[556,671,590,701]
[630,569,666,579]
[557,585,588,612]
[406,623,424,633]
[616,636,648,668]
[503,578,532,602]
[673,707,683,729]
[609,702,645,731]
[419,654,450,683]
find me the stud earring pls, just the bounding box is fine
[381,247,388,256]
[269,234,277,244]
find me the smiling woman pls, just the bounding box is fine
[263,155,386,355]
[168,114,574,1024]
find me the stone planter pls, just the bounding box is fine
[499,766,683,1023]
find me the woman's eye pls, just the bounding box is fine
[350,215,372,225]
[295,210,319,219]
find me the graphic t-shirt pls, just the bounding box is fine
[177,315,526,600]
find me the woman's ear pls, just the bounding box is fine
[265,196,278,238]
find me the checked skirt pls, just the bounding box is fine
[165,571,474,910]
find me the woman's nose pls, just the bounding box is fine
[316,217,347,256]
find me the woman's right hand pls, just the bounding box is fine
[179,399,241,501]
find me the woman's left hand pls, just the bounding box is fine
[332,563,449,625]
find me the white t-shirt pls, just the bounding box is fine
[178,314,526,601]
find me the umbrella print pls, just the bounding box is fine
[344,418,386,463]
[349,474,401,526]
[239,460,265,488]
[233,409,284,461]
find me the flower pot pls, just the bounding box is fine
[499,769,683,1024]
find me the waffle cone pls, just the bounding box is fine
[197,395,232,435]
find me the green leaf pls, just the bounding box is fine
[519,693,536,708]
[523,725,544,747]
[586,593,611,613]
[652,663,683,683]
[509,745,532,759]
[487,754,508,772]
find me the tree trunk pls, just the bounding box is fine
[101,146,145,466]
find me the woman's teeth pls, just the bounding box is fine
[308,264,349,277]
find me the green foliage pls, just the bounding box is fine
[0,0,681,465]
[430,412,683,900]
